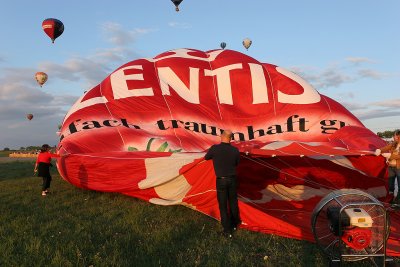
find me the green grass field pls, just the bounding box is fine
[0,150,12,157]
[0,159,398,266]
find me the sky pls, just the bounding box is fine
[0,0,399,149]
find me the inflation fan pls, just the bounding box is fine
[311,189,391,266]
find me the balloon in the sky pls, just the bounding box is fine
[57,48,400,256]
[171,0,183,11]
[220,42,226,49]
[27,114,33,120]
[42,18,64,43]
[242,38,252,50]
[35,72,48,87]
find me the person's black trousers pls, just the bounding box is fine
[38,163,52,191]
[42,175,52,191]
[216,175,240,233]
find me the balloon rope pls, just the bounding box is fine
[241,154,391,205]
[239,192,313,214]
[152,60,184,149]
[242,155,338,190]
[205,53,224,121]
[299,156,342,190]
[232,155,338,214]
[99,82,126,146]
[261,64,277,116]
[321,95,333,113]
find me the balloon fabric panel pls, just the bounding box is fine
[57,48,399,256]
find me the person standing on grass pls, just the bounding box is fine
[375,130,400,207]
[205,130,241,238]
[34,144,60,196]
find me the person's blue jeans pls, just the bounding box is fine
[388,166,400,202]
[216,175,240,233]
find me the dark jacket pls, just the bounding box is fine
[205,142,240,177]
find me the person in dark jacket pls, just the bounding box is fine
[205,130,241,237]
[34,144,60,196]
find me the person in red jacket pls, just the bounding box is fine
[34,144,60,196]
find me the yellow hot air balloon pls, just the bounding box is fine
[35,72,48,87]
[242,38,252,50]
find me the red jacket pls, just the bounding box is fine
[36,151,60,164]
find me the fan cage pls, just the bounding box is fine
[311,189,389,262]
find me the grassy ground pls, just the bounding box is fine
[0,150,13,157]
[0,160,398,266]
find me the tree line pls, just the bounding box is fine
[3,146,55,151]
[377,130,398,139]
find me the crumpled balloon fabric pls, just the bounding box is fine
[57,49,399,256]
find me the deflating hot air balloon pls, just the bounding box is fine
[27,114,33,120]
[57,48,400,256]
[220,42,226,49]
[35,72,48,87]
[242,38,252,50]
[171,0,183,11]
[42,18,64,43]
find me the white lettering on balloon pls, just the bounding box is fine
[158,67,200,104]
[204,63,242,105]
[248,63,269,104]
[110,65,154,99]
[276,67,321,104]
[64,49,322,122]
[146,48,224,63]
[63,95,108,123]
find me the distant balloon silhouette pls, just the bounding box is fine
[242,38,252,50]
[220,42,226,49]
[35,72,48,87]
[27,114,33,120]
[42,18,64,43]
[171,0,183,11]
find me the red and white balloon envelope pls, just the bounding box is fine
[57,49,399,256]
[42,18,64,43]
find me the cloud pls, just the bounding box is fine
[289,58,400,129]
[338,101,365,111]
[168,21,192,29]
[0,67,37,86]
[90,46,140,65]
[102,22,156,46]
[38,58,109,86]
[345,57,375,65]
[354,108,400,120]
[0,21,152,148]
[371,98,400,108]
[336,92,355,100]
[289,66,353,89]
[357,69,386,79]
[32,22,149,88]
[0,82,75,121]
[0,115,63,149]
[0,78,77,148]
[338,98,400,122]
[36,47,142,89]
[289,56,390,90]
